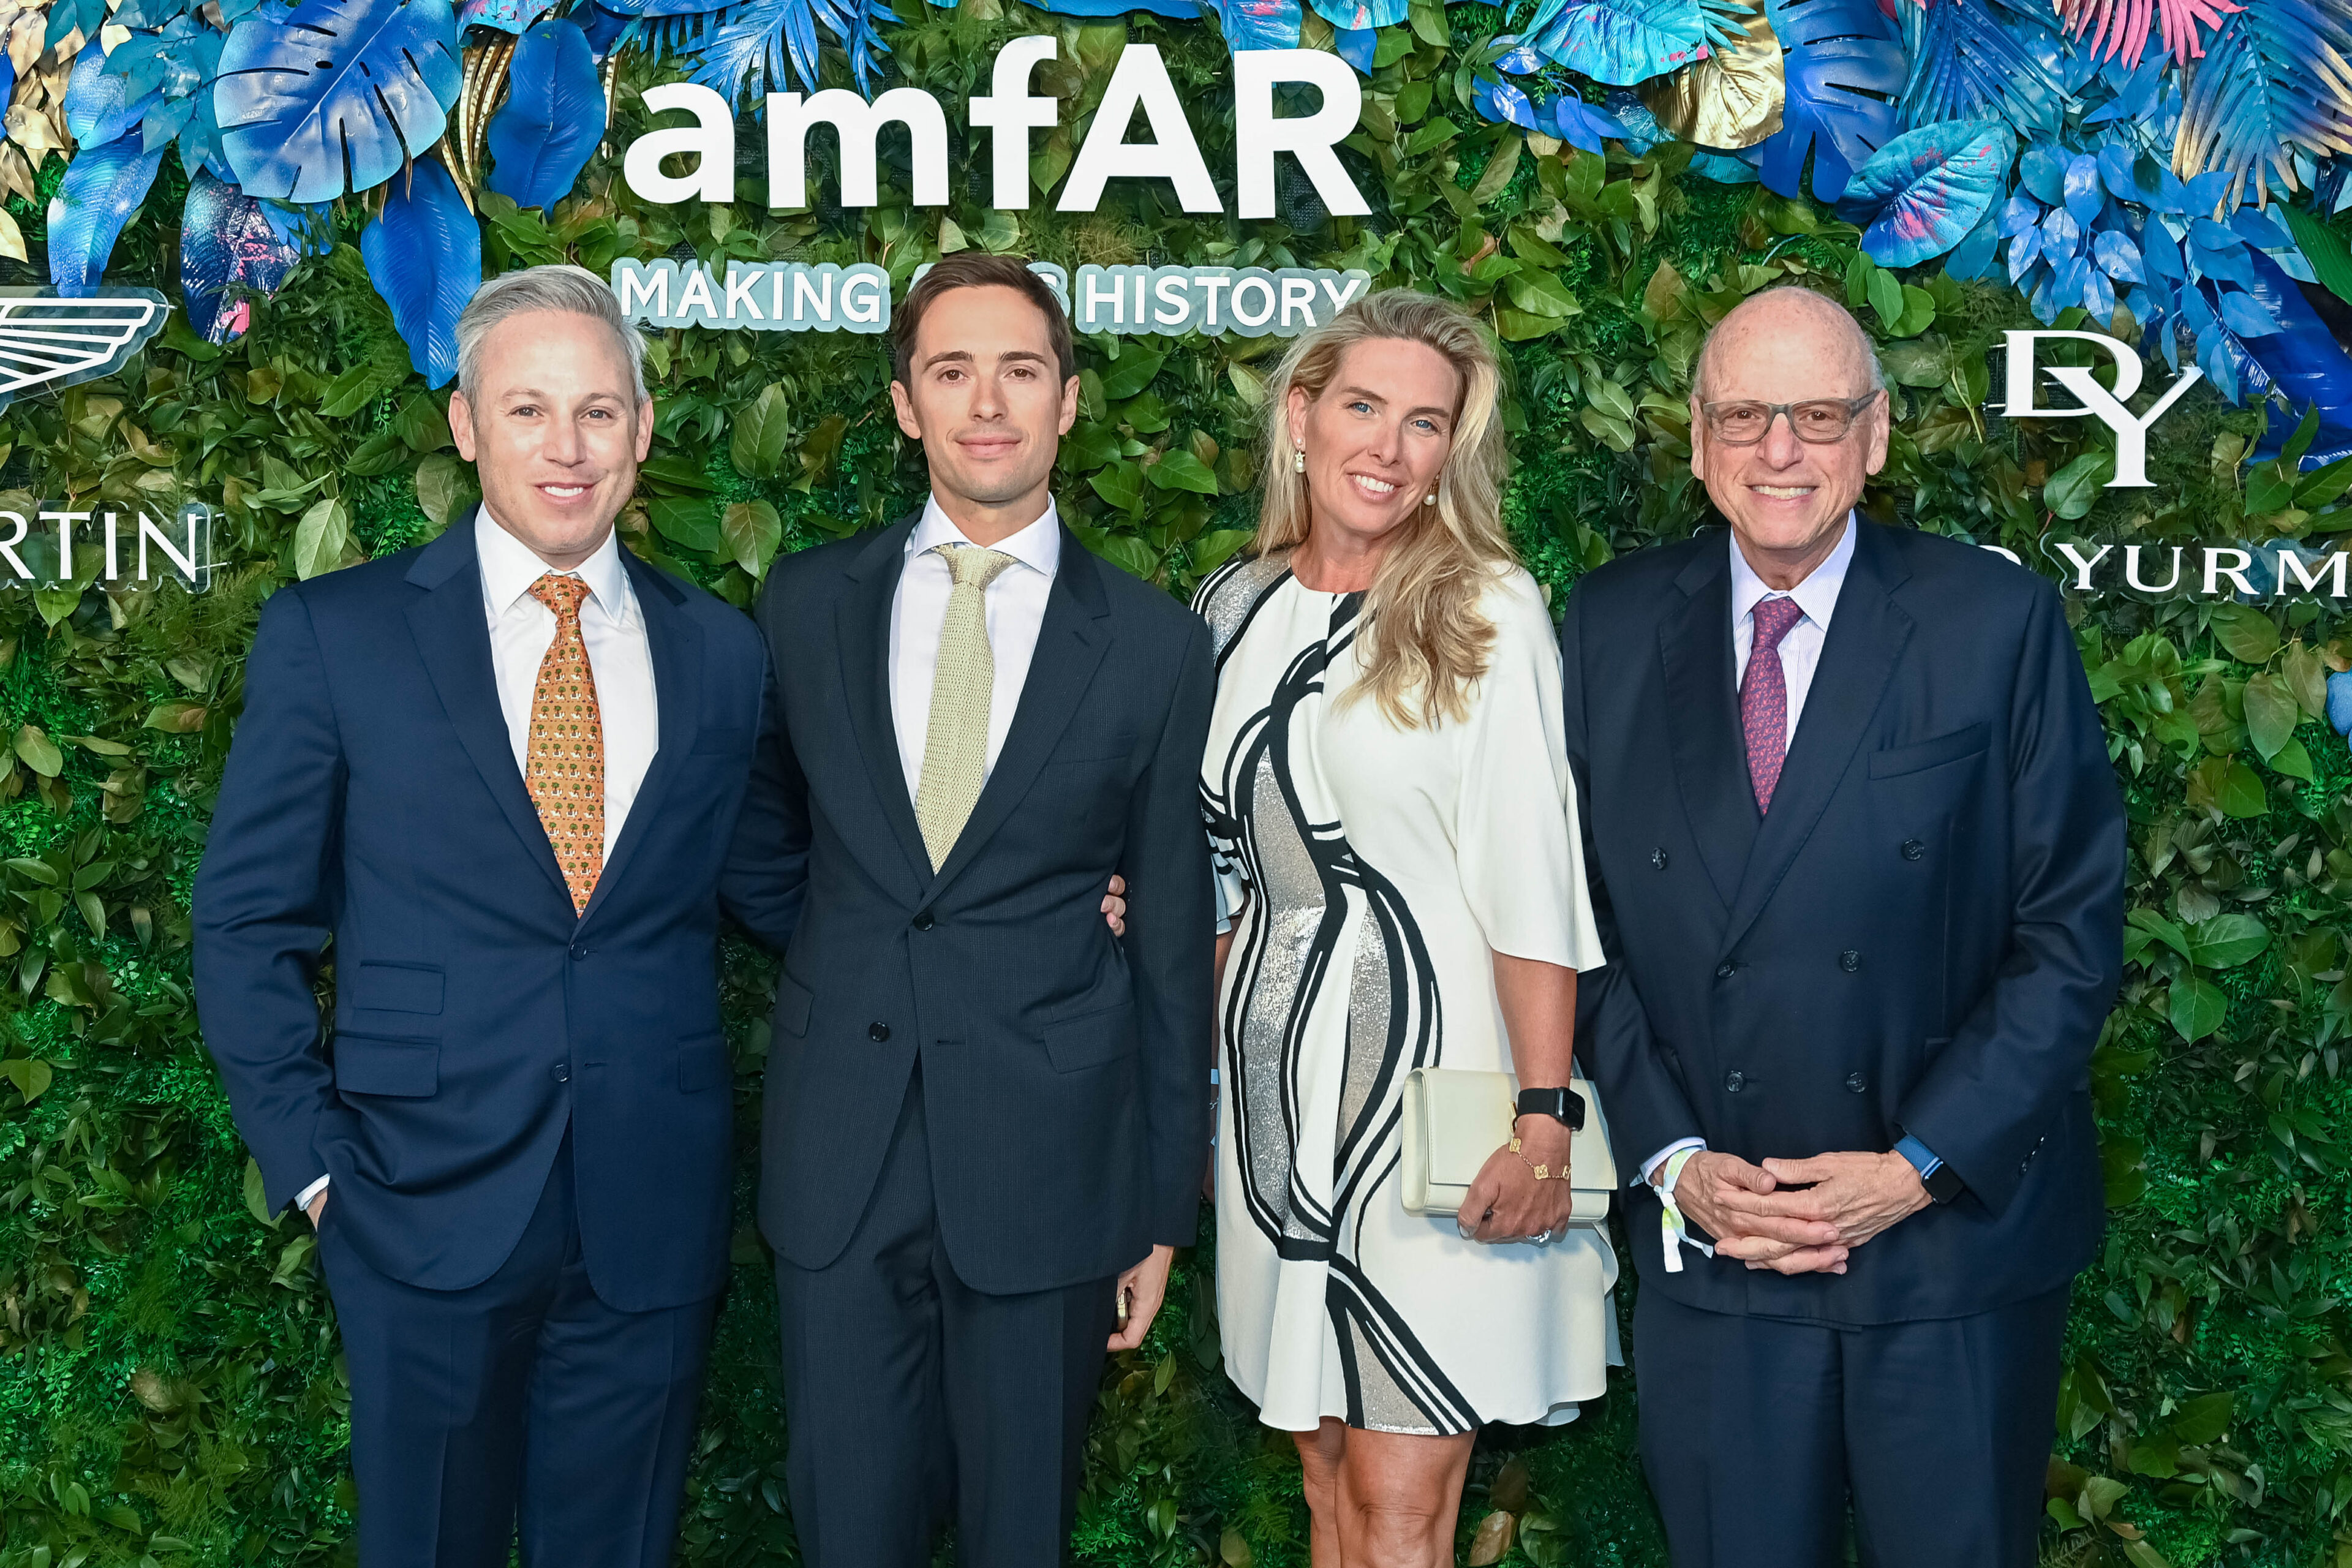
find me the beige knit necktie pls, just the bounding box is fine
[914,543,1017,870]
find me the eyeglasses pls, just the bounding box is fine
[1698,393,1882,446]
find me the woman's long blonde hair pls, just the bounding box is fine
[1254,289,1518,729]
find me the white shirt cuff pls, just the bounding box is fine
[295,1174,330,1212]
[1638,1137,1706,1187]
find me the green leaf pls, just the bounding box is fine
[1090,462,1144,512]
[1867,266,1905,330]
[2169,974,2228,1041]
[2045,451,2115,520]
[2207,602,2281,664]
[243,1156,274,1226]
[14,725,61,778]
[1890,284,1937,337]
[1470,133,1523,206]
[0,1056,50,1103]
[1146,450,1220,495]
[1098,349,1166,403]
[1191,529,1254,574]
[2278,203,2352,312]
[1498,309,1572,341]
[1096,533,1159,578]
[1061,422,1122,473]
[649,499,723,554]
[2271,733,2314,782]
[2283,640,2329,718]
[721,500,783,579]
[728,383,791,478]
[414,454,478,532]
[293,499,352,581]
[2215,757,2267,818]
[317,337,411,418]
[2242,671,2299,760]
[1504,268,1580,319]
[1409,0,1449,44]
[391,393,453,453]
[2170,1389,2233,1445]
[2185,913,2269,970]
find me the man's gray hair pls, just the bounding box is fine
[1693,284,1885,401]
[454,263,650,406]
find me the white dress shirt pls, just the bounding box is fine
[297,513,662,1216]
[1639,513,1857,1189]
[887,496,1061,801]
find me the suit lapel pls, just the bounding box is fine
[579,551,701,927]
[1721,522,1914,955]
[1658,540,1751,916]
[924,527,1112,903]
[402,511,571,908]
[837,518,934,896]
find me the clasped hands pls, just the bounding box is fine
[1455,1116,1575,1244]
[1660,1149,1931,1275]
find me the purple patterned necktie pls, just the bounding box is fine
[1741,596,1806,813]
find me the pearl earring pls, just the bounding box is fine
[1293,447,1306,473]
[1423,491,1438,507]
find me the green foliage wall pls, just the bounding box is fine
[2,6,2350,1566]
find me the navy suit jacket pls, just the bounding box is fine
[1563,520,2124,1324]
[746,515,1215,1294]
[194,512,802,1313]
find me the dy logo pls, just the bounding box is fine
[1999,330,2202,488]
[0,288,171,411]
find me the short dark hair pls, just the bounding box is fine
[892,252,1077,389]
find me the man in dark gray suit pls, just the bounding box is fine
[739,252,1215,1567]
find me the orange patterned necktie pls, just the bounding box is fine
[525,574,604,913]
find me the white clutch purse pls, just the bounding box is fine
[1400,1068,1617,1227]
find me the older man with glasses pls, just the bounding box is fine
[1558,285,2124,1568]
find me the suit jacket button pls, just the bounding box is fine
[552,1062,570,1084]
[911,910,935,932]
[1724,1070,1745,1093]
[869,1022,891,1043]
[1839,949,1860,973]
[1845,1071,1866,1093]
[1715,962,1736,980]
[1651,848,1669,870]
[1901,839,1925,861]
[570,944,588,962]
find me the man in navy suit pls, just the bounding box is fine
[192,265,804,1567]
[1562,287,2124,1568]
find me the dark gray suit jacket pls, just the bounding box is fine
[738,513,1215,1293]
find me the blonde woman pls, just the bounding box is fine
[1195,291,1615,1566]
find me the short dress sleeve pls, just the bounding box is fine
[1453,569,1605,972]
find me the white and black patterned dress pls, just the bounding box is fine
[1196,552,1617,1436]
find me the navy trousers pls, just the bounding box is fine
[773,1071,1118,1568]
[1634,1284,2069,1568]
[318,1130,717,1568]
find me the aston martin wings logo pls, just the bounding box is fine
[0,288,171,409]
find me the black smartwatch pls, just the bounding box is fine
[1515,1085,1586,1132]
[1921,1162,1965,1205]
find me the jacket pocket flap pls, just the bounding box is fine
[1042,1002,1138,1072]
[348,962,444,1015]
[775,972,813,1038]
[1869,723,1989,779]
[333,1035,439,1098]
[675,1031,730,1093]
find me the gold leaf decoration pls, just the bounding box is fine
[1643,0,1785,150]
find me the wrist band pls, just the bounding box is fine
[1655,1147,1715,1275]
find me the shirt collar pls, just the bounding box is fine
[908,494,1061,578]
[476,508,633,624]
[1730,511,1856,631]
